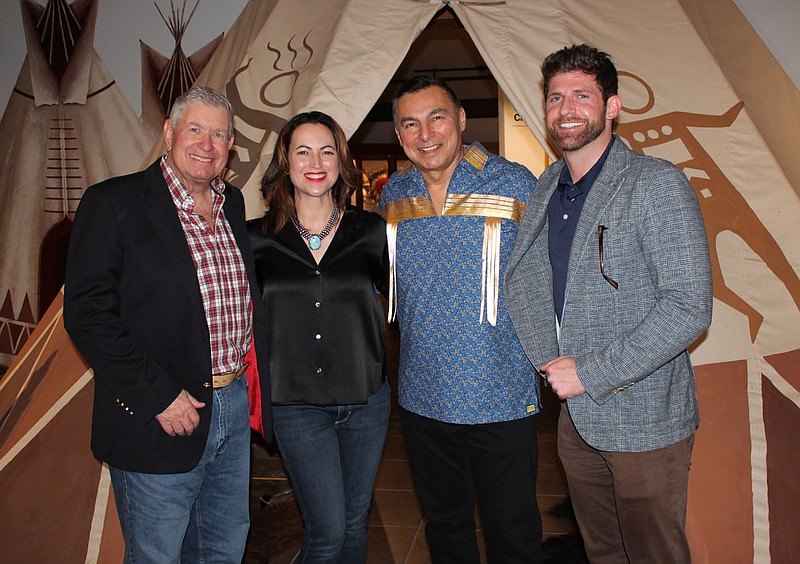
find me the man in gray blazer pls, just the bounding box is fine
[506,44,713,562]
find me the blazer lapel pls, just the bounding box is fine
[506,162,563,279]
[564,139,630,299]
[223,184,251,262]
[223,184,264,304]
[141,162,206,321]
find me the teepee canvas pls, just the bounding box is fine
[140,0,223,139]
[0,0,152,364]
[0,291,123,562]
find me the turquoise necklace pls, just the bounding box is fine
[292,202,340,251]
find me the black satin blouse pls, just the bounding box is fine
[248,207,389,405]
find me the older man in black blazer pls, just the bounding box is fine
[65,86,270,562]
[506,45,712,562]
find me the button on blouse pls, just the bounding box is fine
[248,207,389,405]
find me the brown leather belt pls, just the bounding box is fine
[212,362,249,389]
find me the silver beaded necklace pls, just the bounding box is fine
[291,202,340,251]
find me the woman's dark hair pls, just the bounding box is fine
[541,44,618,103]
[260,111,359,235]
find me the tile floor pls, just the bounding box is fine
[245,322,588,563]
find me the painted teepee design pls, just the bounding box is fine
[0,0,152,364]
[140,0,223,139]
[0,291,123,562]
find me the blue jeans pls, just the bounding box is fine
[109,376,251,564]
[273,380,391,563]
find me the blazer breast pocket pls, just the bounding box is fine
[595,221,622,290]
[593,218,653,295]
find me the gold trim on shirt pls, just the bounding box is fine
[382,193,525,223]
[480,217,501,326]
[386,221,399,324]
[444,193,525,222]
[463,144,489,171]
[382,195,525,327]
[381,197,437,222]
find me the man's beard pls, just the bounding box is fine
[547,112,606,152]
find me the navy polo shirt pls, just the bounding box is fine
[548,137,615,321]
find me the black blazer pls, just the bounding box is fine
[64,160,271,473]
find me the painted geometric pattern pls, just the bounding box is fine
[689,351,800,562]
[0,292,123,562]
[0,290,36,356]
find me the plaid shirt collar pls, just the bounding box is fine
[160,155,227,215]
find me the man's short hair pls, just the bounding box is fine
[541,44,618,103]
[392,76,462,126]
[169,85,234,136]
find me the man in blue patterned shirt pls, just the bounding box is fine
[379,76,542,563]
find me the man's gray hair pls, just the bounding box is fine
[169,85,234,136]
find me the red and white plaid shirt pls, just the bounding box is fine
[161,156,252,375]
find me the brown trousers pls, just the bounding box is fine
[558,403,694,563]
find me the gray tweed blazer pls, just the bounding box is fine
[505,136,713,452]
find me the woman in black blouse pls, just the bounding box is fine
[248,111,390,563]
